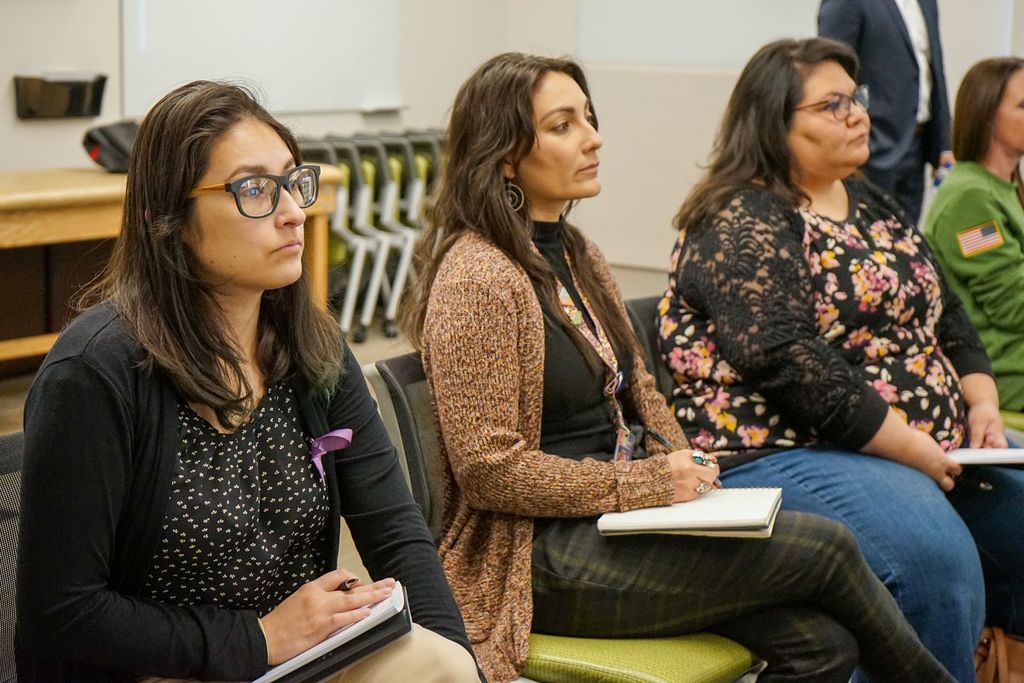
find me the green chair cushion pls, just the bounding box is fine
[1001,410,1024,432]
[523,632,757,683]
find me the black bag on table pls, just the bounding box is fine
[82,120,138,172]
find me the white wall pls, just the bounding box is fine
[941,0,1017,105]
[3,0,1024,273]
[1,0,123,171]
[0,0,508,170]
[1016,3,1024,53]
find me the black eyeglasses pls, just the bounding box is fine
[190,164,320,219]
[795,84,870,121]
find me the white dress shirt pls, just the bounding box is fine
[893,0,932,124]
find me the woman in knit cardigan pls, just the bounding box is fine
[401,52,952,683]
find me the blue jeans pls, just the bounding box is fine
[721,448,1024,683]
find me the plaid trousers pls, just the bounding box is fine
[531,510,953,683]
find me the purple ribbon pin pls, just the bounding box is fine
[310,428,353,482]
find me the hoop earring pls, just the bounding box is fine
[505,179,525,211]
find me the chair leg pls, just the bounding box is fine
[383,229,416,337]
[338,237,368,336]
[355,234,393,342]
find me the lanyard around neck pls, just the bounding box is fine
[533,242,628,435]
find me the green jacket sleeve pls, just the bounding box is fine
[927,187,1024,332]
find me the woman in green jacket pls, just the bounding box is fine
[924,57,1024,411]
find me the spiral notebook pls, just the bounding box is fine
[253,582,411,683]
[597,488,783,538]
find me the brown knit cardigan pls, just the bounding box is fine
[421,231,688,683]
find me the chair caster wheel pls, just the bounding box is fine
[352,326,368,343]
[383,320,399,338]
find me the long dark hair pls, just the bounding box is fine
[83,81,343,428]
[401,52,639,362]
[952,57,1024,163]
[674,38,859,233]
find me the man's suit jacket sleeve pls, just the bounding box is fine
[923,0,951,161]
[818,0,864,51]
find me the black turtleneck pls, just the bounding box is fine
[531,219,635,461]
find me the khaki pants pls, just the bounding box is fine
[140,624,478,683]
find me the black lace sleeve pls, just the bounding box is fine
[677,189,890,449]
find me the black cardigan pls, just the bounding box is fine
[16,304,472,681]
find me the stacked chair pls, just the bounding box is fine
[348,135,418,340]
[299,131,443,343]
[298,139,373,342]
[404,128,443,210]
[362,356,762,683]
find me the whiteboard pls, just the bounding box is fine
[121,0,402,117]
[578,0,818,68]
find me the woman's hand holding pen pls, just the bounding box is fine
[259,568,395,665]
[665,449,722,503]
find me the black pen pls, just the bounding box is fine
[954,469,993,492]
[645,427,677,452]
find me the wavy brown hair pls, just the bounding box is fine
[674,38,859,233]
[83,81,343,428]
[401,52,639,362]
[952,57,1024,163]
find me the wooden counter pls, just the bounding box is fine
[0,166,339,362]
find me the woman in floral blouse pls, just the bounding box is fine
[659,37,1024,682]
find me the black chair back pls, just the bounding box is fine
[625,296,675,399]
[368,353,446,542]
[0,431,24,683]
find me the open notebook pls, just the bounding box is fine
[597,488,783,538]
[949,448,1024,465]
[253,582,411,683]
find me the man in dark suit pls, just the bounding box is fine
[819,0,953,224]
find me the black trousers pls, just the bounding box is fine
[530,511,952,683]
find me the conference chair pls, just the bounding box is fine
[342,136,416,341]
[368,134,420,335]
[404,130,443,196]
[0,430,24,683]
[297,139,373,341]
[378,134,426,228]
[624,295,675,399]
[362,354,761,683]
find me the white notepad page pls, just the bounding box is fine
[597,488,782,537]
[950,448,1024,465]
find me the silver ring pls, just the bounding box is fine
[696,481,714,495]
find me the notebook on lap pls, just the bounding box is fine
[597,488,783,538]
[253,582,412,683]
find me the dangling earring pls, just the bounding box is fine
[505,179,525,211]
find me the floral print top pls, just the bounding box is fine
[658,180,991,460]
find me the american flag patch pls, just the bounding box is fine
[957,221,1004,257]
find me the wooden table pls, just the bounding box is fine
[0,166,339,362]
